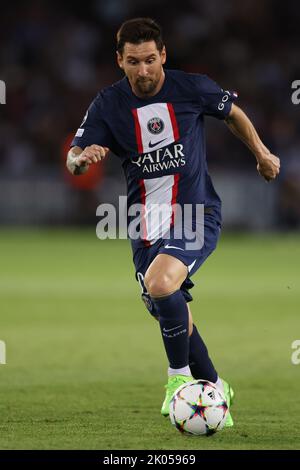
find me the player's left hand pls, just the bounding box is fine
[257,153,280,182]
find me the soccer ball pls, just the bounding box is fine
[169,379,228,435]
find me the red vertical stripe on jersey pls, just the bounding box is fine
[167,103,180,141]
[132,108,143,153]
[171,173,180,226]
[138,179,151,247]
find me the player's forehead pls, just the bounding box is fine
[122,40,161,59]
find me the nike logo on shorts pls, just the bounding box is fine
[164,244,185,251]
[148,138,167,148]
[188,259,197,272]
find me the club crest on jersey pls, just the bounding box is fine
[147,117,165,135]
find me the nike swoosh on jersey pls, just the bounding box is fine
[164,244,185,251]
[163,325,183,333]
[148,138,167,148]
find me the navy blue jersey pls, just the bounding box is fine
[71,69,237,247]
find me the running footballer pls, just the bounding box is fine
[66,18,280,426]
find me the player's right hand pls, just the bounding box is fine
[256,153,280,182]
[76,145,109,167]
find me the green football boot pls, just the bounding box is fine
[221,378,235,427]
[161,374,194,417]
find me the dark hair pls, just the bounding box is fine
[116,17,164,55]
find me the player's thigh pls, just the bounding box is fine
[144,253,188,297]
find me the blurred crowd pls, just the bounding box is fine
[1,0,300,227]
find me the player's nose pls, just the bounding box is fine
[137,63,149,77]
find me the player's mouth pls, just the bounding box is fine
[136,78,155,91]
[137,78,153,84]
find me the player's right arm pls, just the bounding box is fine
[66,145,109,175]
[225,104,280,182]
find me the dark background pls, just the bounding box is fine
[1,0,299,228]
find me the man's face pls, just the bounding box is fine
[117,40,166,98]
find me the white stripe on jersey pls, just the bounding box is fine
[142,175,175,244]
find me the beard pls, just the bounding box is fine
[135,76,159,96]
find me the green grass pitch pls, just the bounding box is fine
[0,229,299,450]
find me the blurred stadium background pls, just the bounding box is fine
[0,0,300,229]
[0,0,300,450]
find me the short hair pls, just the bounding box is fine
[116,17,164,55]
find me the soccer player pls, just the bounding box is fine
[66,18,280,427]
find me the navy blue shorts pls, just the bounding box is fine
[132,208,221,317]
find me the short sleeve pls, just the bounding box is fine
[70,92,113,149]
[195,75,238,120]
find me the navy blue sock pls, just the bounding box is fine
[189,324,218,382]
[151,290,189,369]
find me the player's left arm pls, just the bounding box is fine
[225,104,280,181]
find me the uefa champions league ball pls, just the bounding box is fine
[169,379,228,435]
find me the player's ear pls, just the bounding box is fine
[161,46,166,65]
[116,51,124,69]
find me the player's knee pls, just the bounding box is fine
[144,272,175,297]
